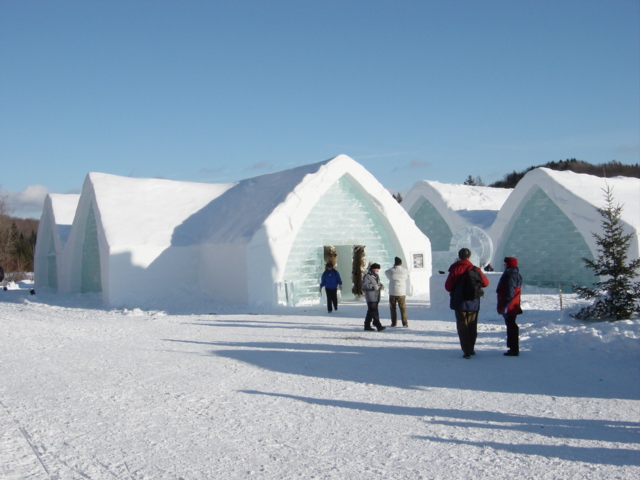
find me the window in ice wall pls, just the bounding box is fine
[501,187,594,290]
[81,204,102,293]
[283,176,393,305]
[411,197,452,251]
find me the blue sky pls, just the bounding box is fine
[1,0,639,218]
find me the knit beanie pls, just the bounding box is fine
[504,257,518,269]
[370,263,381,270]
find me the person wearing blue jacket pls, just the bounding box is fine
[497,257,523,356]
[320,262,342,313]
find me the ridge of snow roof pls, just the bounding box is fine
[172,155,350,246]
[84,172,236,246]
[519,168,640,229]
[410,180,512,212]
[47,193,80,226]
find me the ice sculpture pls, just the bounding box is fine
[448,226,493,269]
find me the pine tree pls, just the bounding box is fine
[392,192,403,204]
[463,175,485,186]
[572,185,640,320]
[463,175,477,186]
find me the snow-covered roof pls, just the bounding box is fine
[536,168,639,231]
[172,153,426,252]
[403,180,512,231]
[171,160,330,246]
[45,193,81,246]
[492,168,640,239]
[491,167,640,273]
[84,173,235,248]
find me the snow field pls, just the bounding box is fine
[1,285,638,479]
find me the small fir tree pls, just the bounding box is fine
[463,175,477,186]
[572,186,640,320]
[463,175,485,186]
[392,192,403,204]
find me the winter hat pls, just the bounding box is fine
[394,257,402,266]
[504,257,518,269]
[370,263,381,270]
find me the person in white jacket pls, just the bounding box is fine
[385,257,410,327]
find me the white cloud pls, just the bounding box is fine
[6,185,50,219]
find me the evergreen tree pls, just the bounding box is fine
[463,175,477,186]
[572,186,640,320]
[392,192,403,203]
[463,175,485,186]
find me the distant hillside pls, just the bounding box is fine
[489,159,640,189]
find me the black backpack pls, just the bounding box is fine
[461,267,484,301]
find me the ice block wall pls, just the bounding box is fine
[80,205,102,293]
[499,187,595,290]
[283,177,392,304]
[410,197,453,273]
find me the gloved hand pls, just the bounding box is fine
[379,284,384,290]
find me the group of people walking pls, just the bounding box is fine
[319,249,523,358]
[320,256,410,331]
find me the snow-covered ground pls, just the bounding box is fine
[1,281,638,479]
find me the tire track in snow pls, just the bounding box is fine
[0,399,53,479]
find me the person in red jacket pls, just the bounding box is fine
[445,248,490,359]
[496,256,523,356]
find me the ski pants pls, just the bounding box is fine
[326,288,338,312]
[503,314,520,353]
[365,302,383,329]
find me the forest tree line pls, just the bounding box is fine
[0,191,38,278]
[465,159,640,188]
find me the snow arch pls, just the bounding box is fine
[282,175,394,304]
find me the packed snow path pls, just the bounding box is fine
[1,286,638,479]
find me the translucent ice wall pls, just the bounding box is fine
[411,197,452,251]
[283,176,393,305]
[499,187,594,290]
[410,197,453,273]
[46,230,58,289]
[80,204,102,293]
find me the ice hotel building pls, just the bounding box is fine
[404,168,639,291]
[35,155,432,308]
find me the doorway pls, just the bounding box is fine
[322,245,366,300]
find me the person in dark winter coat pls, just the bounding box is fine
[362,263,386,331]
[497,256,523,356]
[445,248,490,358]
[320,262,342,313]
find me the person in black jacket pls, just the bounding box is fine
[497,257,523,356]
[444,248,490,359]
